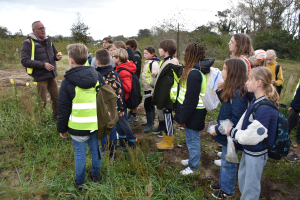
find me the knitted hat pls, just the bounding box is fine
[254,50,266,60]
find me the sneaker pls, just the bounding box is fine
[214,159,222,167]
[74,181,84,192]
[128,115,138,123]
[210,183,221,191]
[89,172,102,183]
[180,167,194,175]
[181,159,189,166]
[217,152,222,158]
[286,153,300,162]
[212,190,233,199]
[157,132,163,138]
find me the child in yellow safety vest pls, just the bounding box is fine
[57,43,102,191]
[174,43,213,175]
[141,46,161,133]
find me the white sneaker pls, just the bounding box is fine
[217,152,222,158]
[180,167,194,175]
[181,159,189,166]
[214,159,222,167]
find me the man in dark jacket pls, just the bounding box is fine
[21,21,62,119]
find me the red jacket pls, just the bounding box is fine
[116,61,136,100]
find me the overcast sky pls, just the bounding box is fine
[1,0,236,40]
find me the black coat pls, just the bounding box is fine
[57,66,104,136]
[174,59,213,131]
[21,33,59,82]
[152,63,183,110]
[291,84,300,112]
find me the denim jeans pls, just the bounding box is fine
[101,124,117,152]
[238,152,268,200]
[219,145,237,195]
[185,128,201,171]
[72,131,101,184]
[116,108,136,141]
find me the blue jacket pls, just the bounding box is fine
[174,59,213,131]
[291,84,300,112]
[212,89,248,147]
[57,66,104,136]
[230,96,278,156]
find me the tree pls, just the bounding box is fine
[70,12,90,44]
[0,26,11,38]
[137,29,152,38]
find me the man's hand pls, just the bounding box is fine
[56,54,63,60]
[45,62,55,71]
[60,132,67,138]
[271,80,277,85]
[288,107,293,113]
[119,111,124,117]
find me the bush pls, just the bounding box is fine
[253,29,300,61]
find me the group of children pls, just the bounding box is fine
[56,33,299,200]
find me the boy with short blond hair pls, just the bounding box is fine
[57,43,102,191]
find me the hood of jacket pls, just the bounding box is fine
[116,61,136,74]
[134,49,142,59]
[65,66,98,89]
[96,65,113,75]
[27,32,48,42]
[194,58,214,75]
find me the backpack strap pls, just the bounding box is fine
[252,100,278,150]
[275,64,280,81]
[95,72,105,93]
[149,60,155,73]
[117,67,133,75]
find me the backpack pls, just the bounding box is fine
[95,73,119,139]
[252,100,291,160]
[240,56,251,72]
[201,67,224,111]
[117,68,142,109]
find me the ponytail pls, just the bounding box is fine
[249,67,279,107]
[265,84,279,107]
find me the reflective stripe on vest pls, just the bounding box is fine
[68,81,99,130]
[177,69,207,109]
[293,81,300,100]
[170,69,180,103]
[27,39,53,74]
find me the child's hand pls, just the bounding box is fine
[60,132,67,138]
[119,111,124,117]
[151,72,157,77]
[217,82,224,91]
[210,130,217,136]
[288,107,293,112]
[179,124,186,128]
[226,126,232,136]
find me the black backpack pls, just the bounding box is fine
[252,100,291,160]
[117,68,142,109]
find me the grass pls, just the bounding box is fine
[0,57,300,199]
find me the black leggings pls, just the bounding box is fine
[144,90,154,112]
[288,109,300,144]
